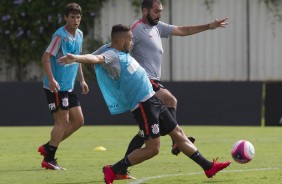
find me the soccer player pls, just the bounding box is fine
[39,3,89,170]
[58,24,231,184]
[115,0,228,178]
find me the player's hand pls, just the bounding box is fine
[80,80,89,95]
[58,53,76,65]
[209,17,228,29]
[50,79,60,93]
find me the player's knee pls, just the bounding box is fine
[77,117,84,127]
[78,121,84,128]
[147,146,159,157]
[80,117,85,126]
[55,119,69,129]
[71,117,84,130]
[170,126,186,140]
[165,95,177,108]
[171,96,177,107]
[145,141,160,158]
[176,126,185,137]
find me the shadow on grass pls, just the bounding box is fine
[0,168,44,172]
[203,179,233,183]
[55,180,104,184]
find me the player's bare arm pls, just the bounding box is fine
[58,54,105,65]
[171,17,228,36]
[42,52,60,92]
[77,63,89,94]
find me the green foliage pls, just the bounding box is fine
[204,0,215,14]
[0,0,107,81]
[130,0,142,14]
[262,0,282,21]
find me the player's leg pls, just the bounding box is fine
[61,92,84,141]
[163,110,231,178]
[119,81,181,161]
[123,131,145,156]
[114,132,144,180]
[114,137,160,168]
[41,108,68,170]
[154,84,196,155]
[61,106,84,141]
[154,87,177,109]
[121,80,166,160]
[104,96,162,182]
[39,90,69,170]
[103,137,160,183]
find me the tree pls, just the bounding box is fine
[0,0,107,81]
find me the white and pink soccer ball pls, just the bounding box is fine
[231,140,255,164]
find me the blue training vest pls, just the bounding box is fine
[95,50,153,115]
[43,26,83,91]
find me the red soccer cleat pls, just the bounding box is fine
[114,170,136,180]
[38,145,47,157]
[103,165,116,184]
[204,158,231,178]
[41,159,66,170]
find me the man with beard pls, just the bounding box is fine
[116,0,229,180]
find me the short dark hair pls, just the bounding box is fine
[111,24,130,39]
[65,3,82,16]
[141,0,160,11]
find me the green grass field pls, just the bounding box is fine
[0,126,281,184]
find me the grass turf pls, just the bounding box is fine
[0,126,281,184]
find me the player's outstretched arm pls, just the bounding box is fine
[172,17,228,36]
[58,54,105,65]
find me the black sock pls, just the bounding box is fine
[125,134,144,156]
[111,156,132,173]
[189,150,212,170]
[167,107,177,145]
[115,134,143,174]
[44,141,50,148]
[44,144,57,162]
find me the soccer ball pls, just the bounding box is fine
[231,140,255,164]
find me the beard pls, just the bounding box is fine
[123,45,130,53]
[147,13,159,26]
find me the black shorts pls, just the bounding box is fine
[150,79,165,92]
[132,96,177,140]
[44,89,80,113]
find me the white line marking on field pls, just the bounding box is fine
[129,167,280,184]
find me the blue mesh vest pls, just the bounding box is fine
[95,50,153,115]
[43,26,83,91]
